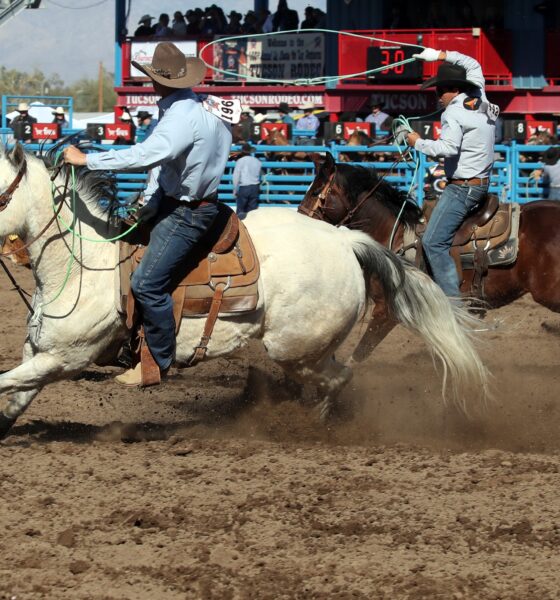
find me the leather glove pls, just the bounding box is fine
[393,125,410,146]
[412,47,441,62]
[136,200,159,223]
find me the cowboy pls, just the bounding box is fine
[134,14,155,36]
[136,110,157,141]
[405,47,499,300]
[233,143,262,219]
[63,42,233,386]
[10,102,37,143]
[365,101,391,131]
[278,102,295,126]
[51,106,69,129]
[296,102,320,145]
[112,110,136,146]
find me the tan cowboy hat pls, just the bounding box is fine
[52,106,65,115]
[300,102,315,111]
[131,42,206,89]
[253,113,267,124]
[17,102,29,112]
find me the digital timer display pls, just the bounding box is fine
[367,46,423,82]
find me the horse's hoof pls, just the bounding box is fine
[0,413,17,440]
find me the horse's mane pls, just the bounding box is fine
[41,145,126,219]
[335,163,422,227]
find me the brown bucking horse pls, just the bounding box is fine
[299,151,560,362]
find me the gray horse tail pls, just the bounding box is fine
[346,229,490,412]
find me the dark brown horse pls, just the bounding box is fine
[299,152,560,361]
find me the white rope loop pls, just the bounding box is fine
[199,29,425,86]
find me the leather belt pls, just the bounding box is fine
[165,194,218,209]
[450,177,489,186]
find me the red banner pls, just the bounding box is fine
[32,123,60,140]
[104,123,132,141]
[526,120,554,140]
[342,122,371,140]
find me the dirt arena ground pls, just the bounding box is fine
[1,267,559,600]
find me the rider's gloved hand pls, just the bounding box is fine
[393,125,410,146]
[412,47,442,62]
[136,200,159,223]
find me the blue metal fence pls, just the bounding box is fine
[0,128,557,208]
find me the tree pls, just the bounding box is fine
[0,66,116,112]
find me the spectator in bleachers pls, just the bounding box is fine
[154,13,172,37]
[314,8,327,28]
[172,11,187,37]
[10,102,36,143]
[258,8,274,33]
[135,14,155,36]
[273,0,299,31]
[185,9,203,34]
[365,101,392,132]
[301,6,318,29]
[278,102,295,126]
[51,106,68,129]
[226,10,243,35]
[242,10,259,35]
[233,143,262,219]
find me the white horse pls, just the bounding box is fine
[0,143,489,438]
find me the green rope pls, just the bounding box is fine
[40,157,140,309]
[199,29,424,86]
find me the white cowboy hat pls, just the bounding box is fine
[17,102,29,112]
[300,102,315,111]
[253,113,267,123]
[52,106,65,115]
[241,105,253,114]
[120,112,132,121]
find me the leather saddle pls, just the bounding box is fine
[119,203,260,383]
[415,193,515,298]
[420,194,512,254]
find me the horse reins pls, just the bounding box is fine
[0,160,27,212]
[0,160,70,314]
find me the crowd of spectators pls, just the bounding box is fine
[132,2,326,38]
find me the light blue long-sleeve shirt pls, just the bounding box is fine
[233,155,262,194]
[86,89,232,203]
[414,51,497,180]
[297,114,320,133]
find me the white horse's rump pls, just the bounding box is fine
[0,145,489,437]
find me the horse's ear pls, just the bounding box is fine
[8,142,25,170]
[324,151,335,172]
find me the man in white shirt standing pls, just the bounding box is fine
[64,43,232,385]
[406,47,499,300]
[233,143,262,219]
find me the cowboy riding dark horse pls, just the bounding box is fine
[404,46,500,302]
[64,42,234,386]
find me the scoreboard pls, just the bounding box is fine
[367,46,422,83]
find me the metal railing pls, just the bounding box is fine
[0,130,556,208]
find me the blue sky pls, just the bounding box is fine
[0,0,325,83]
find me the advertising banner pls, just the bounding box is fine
[212,33,324,82]
[130,41,198,78]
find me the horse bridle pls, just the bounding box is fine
[0,159,27,212]
[299,159,400,227]
[298,169,346,219]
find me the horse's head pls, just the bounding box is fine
[265,128,289,146]
[0,143,30,238]
[298,152,350,223]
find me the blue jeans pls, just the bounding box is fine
[131,200,218,369]
[422,183,488,298]
[236,184,260,219]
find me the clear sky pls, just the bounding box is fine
[0,0,326,83]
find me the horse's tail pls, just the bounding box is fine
[346,230,490,412]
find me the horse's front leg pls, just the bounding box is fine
[0,342,73,438]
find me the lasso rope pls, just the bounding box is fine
[199,29,425,86]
